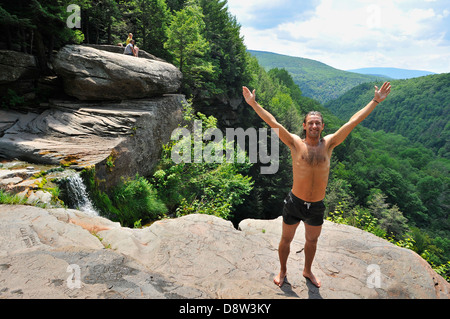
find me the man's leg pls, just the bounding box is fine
[303,223,322,288]
[274,221,300,287]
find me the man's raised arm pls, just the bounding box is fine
[243,86,297,148]
[327,82,391,149]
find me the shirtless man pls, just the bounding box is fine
[242,82,391,288]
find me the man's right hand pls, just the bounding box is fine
[243,86,256,105]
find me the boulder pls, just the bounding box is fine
[0,95,185,187]
[0,50,40,98]
[52,45,182,100]
[0,50,39,85]
[0,205,448,299]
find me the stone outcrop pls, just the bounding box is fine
[0,50,40,99]
[0,205,448,299]
[0,50,39,85]
[1,44,185,190]
[0,164,53,206]
[52,45,182,101]
[0,95,185,189]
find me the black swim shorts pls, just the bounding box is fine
[282,191,325,226]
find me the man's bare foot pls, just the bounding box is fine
[303,271,321,288]
[273,272,287,287]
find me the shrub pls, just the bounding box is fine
[0,190,27,205]
[112,175,167,227]
[81,168,166,227]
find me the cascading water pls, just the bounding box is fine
[62,172,99,216]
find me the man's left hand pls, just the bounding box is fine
[374,82,392,102]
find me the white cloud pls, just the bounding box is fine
[228,0,450,73]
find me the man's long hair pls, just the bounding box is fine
[302,111,324,138]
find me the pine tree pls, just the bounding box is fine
[134,0,171,59]
[199,0,250,98]
[164,0,215,97]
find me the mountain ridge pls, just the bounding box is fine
[248,50,388,104]
[348,67,436,79]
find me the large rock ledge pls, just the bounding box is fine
[0,45,185,190]
[52,45,182,101]
[0,205,448,299]
[0,95,185,188]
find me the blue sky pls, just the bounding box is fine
[226,0,450,73]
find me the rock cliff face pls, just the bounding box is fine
[0,205,448,299]
[0,96,185,189]
[0,50,39,87]
[0,45,185,189]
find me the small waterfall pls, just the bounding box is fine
[63,173,99,216]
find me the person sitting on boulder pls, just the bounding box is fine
[124,40,135,56]
[133,42,139,57]
[126,33,133,45]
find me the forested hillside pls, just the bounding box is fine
[1,0,448,279]
[249,50,387,104]
[324,73,450,158]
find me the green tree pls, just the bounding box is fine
[152,105,253,220]
[166,0,187,12]
[134,0,171,59]
[268,68,303,103]
[164,0,215,97]
[199,0,250,99]
[82,0,120,45]
[0,0,87,72]
[417,176,444,217]
[325,178,354,215]
[368,189,409,238]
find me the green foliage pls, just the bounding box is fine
[152,106,254,220]
[326,201,388,239]
[0,190,28,205]
[367,190,409,238]
[133,0,171,58]
[81,167,120,218]
[198,0,250,99]
[164,0,215,97]
[112,175,167,227]
[434,262,450,282]
[325,73,450,157]
[0,0,88,71]
[1,89,25,109]
[81,168,167,228]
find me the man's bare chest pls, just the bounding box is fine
[293,143,330,167]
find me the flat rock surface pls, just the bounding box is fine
[0,205,448,299]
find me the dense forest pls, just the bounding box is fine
[1,0,448,280]
[324,74,450,158]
